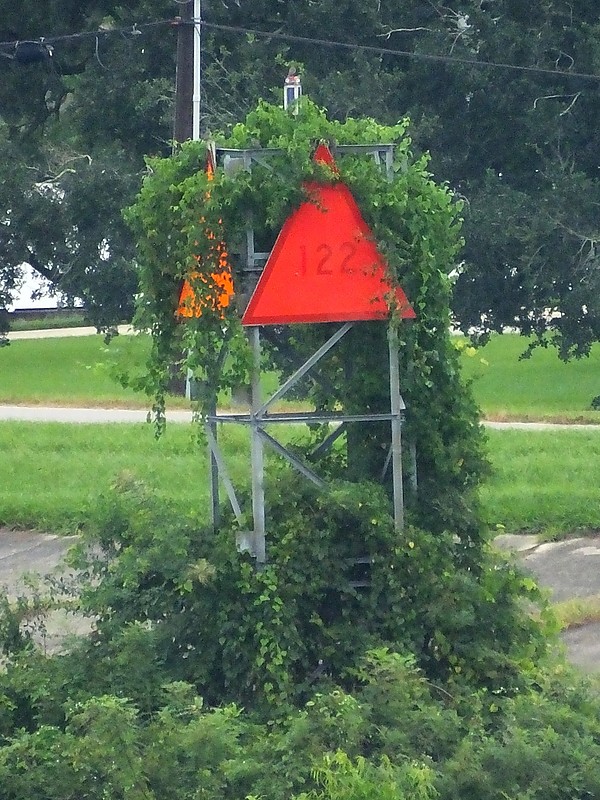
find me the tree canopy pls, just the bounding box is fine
[3,7,600,795]
[2,1,600,355]
[0,1,175,333]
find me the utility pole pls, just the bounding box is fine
[193,0,202,141]
[170,0,195,397]
[173,0,194,146]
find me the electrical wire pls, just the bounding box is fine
[0,19,174,50]
[1,15,600,84]
[200,20,600,83]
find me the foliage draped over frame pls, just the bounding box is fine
[126,98,487,543]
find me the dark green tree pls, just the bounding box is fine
[198,0,600,357]
[0,1,176,332]
[3,0,600,358]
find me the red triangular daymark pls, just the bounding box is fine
[242,145,415,326]
[313,142,339,173]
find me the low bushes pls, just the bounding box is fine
[1,473,598,799]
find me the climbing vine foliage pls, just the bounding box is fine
[126,98,487,541]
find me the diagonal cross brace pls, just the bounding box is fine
[260,327,339,398]
[257,427,327,489]
[255,322,353,417]
[205,423,244,524]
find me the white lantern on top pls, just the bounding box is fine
[283,68,302,114]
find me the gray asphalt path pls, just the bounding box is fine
[497,534,600,672]
[0,405,599,428]
[0,529,89,653]
[0,405,194,423]
[485,420,600,431]
[6,325,133,340]
[0,529,79,600]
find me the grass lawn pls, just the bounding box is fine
[0,421,251,533]
[0,333,281,410]
[1,331,599,539]
[2,331,600,423]
[0,334,156,408]
[460,334,600,423]
[483,428,600,535]
[1,421,599,538]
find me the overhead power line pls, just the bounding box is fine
[200,20,600,83]
[1,15,600,84]
[0,18,174,50]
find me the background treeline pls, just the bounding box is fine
[1,1,600,356]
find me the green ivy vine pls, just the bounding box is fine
[125,97,488,546]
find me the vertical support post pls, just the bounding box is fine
[388,325,405,531]
[250,327,267,564]
[384,147,394,181]
[208,400,220,531]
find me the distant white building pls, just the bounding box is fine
[7,265,56,311]
[7,265,82,311]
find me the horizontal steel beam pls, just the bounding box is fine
[206,411,404,424]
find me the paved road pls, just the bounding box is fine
[497,534,600,671]
[0,529,79,601]
[1,404,599,428]
[0,529,89,653]
[485,420,600,431]
[0,405,194,423]
[6,325,133,340]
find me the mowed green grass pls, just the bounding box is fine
[0,421,252,533]
[460,334,600,423]
[0,334,280,410]
[1,331,600,538]
[1,420,599,537]
[0,334,155,408]
[2,331,600,422]
[483,428,600,534]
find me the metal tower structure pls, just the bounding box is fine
[196,143,413,565]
